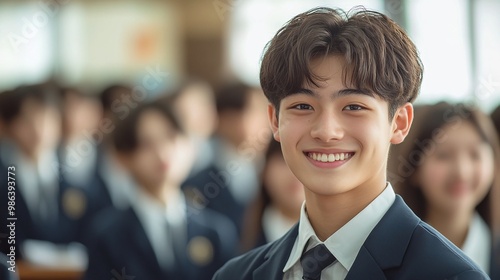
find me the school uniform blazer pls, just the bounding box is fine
[491,239,500,280]
[0,148,93,258]
[213,196,490,280]
[183,164,247,234]
[83,205,238,280]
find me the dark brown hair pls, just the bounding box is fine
[214,81,254,114]
[389,102,500,235]
[260,7,423,118]
[492,105,500,138]
[112,99,184,154]
[0,84,60,124]
[99,84,132,114]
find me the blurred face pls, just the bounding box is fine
[269,55,410,198]
[124,110,193,190]
[263,153,304,215]
[416,121,494,215]
[242,89,270,145]
[64,92,102,139]
[176,86,217,139]
[9,99,61,158]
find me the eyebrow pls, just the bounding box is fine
[292,88,374,98]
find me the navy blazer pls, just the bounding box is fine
[183,165,247,234]
[214,196,490,280]
[84,205,238,280]
[0,148,94,258]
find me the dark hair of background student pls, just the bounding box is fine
[112,100,184,154]
[240,139,283,252]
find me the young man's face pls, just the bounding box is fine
[269,55,412,197]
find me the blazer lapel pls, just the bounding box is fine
[127,209,166,277]
[345,246,386,280]
[253,224,299,279]
[346,196,420,280]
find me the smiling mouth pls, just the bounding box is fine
[305,152,355,163]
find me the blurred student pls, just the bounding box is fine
[183,81,269,234]
[161,79,218,176]
[240,139,304,252]
[390,102,500,278]
[0,84,91,261]
[84,100,238,280]
[58,87,102,190]
[89,84,137,211]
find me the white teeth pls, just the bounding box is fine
[321,154,328,162]
[307,152,352,163]
[328,154,335,162]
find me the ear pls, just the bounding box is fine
[267,103,280,142]
[390,102,413,144]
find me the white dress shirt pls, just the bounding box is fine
[131,187,187,270]
[462,212,491,274]
[99,152,135,209]
[60,140,97,187]
[283,184,396,280]
[262,206,297,243]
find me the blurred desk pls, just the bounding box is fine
[18,261,83,280]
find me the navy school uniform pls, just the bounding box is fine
[214,196,490,280]
[183,165,247,235]
[83,204,238,280]
[0,143,95,258]
[492,239,500,280]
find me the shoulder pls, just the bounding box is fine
[368,196,489,279]
[404,221,489,279]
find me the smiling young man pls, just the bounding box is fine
[213,7,490,280]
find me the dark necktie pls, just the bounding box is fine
[300,244,337,280]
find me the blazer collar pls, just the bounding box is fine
[126,208,167,277]
[346,195,420,280]
[253,223,299,279]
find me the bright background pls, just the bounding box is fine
[1,0,499,111]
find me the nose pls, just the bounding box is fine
[452,153,473,182]
[310,109,344,142]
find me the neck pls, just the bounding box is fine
[273,203,300,223]
[305,176,387,241]
[142,182,179,206]
[425,207,472,248]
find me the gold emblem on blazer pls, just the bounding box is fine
[62,188,87,219]
[187,236,214,266]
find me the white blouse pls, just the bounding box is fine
[462,212,491,274]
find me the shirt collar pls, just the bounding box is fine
[283,183,396,272]
[131,186,186,228]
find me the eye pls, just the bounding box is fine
[343,104,364,111]
[292,104,313,110]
